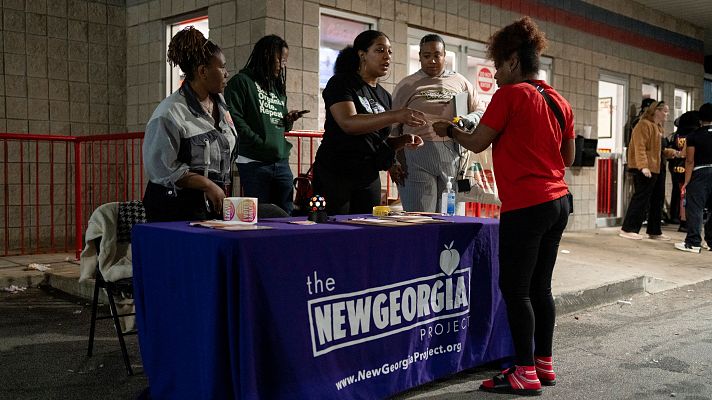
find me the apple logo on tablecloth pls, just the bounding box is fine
[439,241,460,276]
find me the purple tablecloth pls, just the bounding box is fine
[132,215,512,399]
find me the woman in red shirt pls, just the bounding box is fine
[436,17,575,396]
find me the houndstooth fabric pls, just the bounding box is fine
[117,200,146,243]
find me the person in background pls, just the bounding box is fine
[624,98,656,150]
[390,34,484,212]
[435,17,574,396]
[675,103,712,253]
[225,35,303,215]
[667,111,700,231]
[620,101,677,240]
[142,27,236,222]
[313,30,426,215]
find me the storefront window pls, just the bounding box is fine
[642,82,661,103]
[166,17,209,97]
[674,88,691,121]
[318,11,375,129]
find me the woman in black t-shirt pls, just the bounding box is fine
[314,30,426,215]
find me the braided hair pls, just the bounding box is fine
[167,26,221,81]
[244,35,288,96]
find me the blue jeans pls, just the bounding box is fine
[684,167,712,247]
[238,159,294,215]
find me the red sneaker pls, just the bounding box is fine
[535,356,556,386]
[479,366,542,396]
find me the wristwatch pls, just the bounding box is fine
[446,125,453,138]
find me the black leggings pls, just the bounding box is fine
[499,195,569,366]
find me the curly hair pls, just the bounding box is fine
[487,16,548,76]
[167,26,221,81]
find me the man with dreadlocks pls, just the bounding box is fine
[225,35,302,215]
[142,26,237,222]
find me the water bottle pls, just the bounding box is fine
[441,176,456,216]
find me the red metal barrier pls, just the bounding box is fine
[596,150,616,217]
[1,132,145,259]
[2,130,500,259]
[285,130,322,175]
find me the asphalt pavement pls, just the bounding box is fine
[394,278,712,399]
[1,222,711,399]
[0,286,146,400]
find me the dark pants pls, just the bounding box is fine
[313,162,381,215]
[143,181,220,222]
[238,159,294,216]
[684,168,712,247]
[499,195,570,366]
[670,173,684,222]
[622,170,663,235]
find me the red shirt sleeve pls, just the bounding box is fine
[479,87,512,133]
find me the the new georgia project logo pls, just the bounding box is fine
[306,242,471,357]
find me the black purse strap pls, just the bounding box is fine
[524,80,566,133]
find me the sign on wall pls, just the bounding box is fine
[476,65,496,95]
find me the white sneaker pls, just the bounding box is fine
[674,242,701,253]
[619,231,644,240]
[648,234,671,241]
[702,243,711,250]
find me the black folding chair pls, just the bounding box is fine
[87,241,137,375]
[86,200,145,376]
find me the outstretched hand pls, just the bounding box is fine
[386,134,424,152]
[432,120,457,138]
[394,108,427,127]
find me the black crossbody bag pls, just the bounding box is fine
[524,80,574,214]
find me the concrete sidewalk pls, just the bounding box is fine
[1,224,710,314]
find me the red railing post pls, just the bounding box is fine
[2,140,8,255]
[74,140,83,260]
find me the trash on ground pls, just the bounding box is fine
[73,310,82,315]
[560,249,570,254]
[617,300,632,306]
[2,285,27,293]
[26,263,52,272]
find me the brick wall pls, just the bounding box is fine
[1,0,127,135]
[121,0,704,230]
[0,0,703,234]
